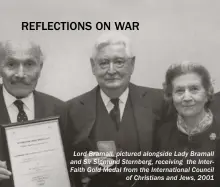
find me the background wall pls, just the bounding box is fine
[0,0,219,101]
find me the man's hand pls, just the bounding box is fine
[0,161,12,181]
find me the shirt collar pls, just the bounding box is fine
[177,109,213,135]
[100,87,129,107]
[3,86,34,111]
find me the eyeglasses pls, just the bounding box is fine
[97,57,133,69]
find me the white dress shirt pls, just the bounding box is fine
[3,86,35,123]
[100,88,129,121]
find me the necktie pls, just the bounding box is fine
[110,98,120,131]
[14,100,28,122]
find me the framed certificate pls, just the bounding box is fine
[1,116,71,187]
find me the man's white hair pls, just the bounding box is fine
[0,40,44,64]
[91,31,133,59]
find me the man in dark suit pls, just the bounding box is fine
[210,92,220,186]
[62,32,167,187]
[210,92,220,114]
[0,40,64,186]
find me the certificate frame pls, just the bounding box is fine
[1,116,71,187]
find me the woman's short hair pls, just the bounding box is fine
[163,61,214,107]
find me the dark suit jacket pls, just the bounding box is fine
[210,92,220,186]
[0,84,64,187]
[210,92,220,118]
[62,83,167,187]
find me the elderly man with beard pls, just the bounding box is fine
[0,40,64,187]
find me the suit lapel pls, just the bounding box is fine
[0,86,11,124]
[73,87,97,145]
[129,84,154,167]
[33,91,45,119]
